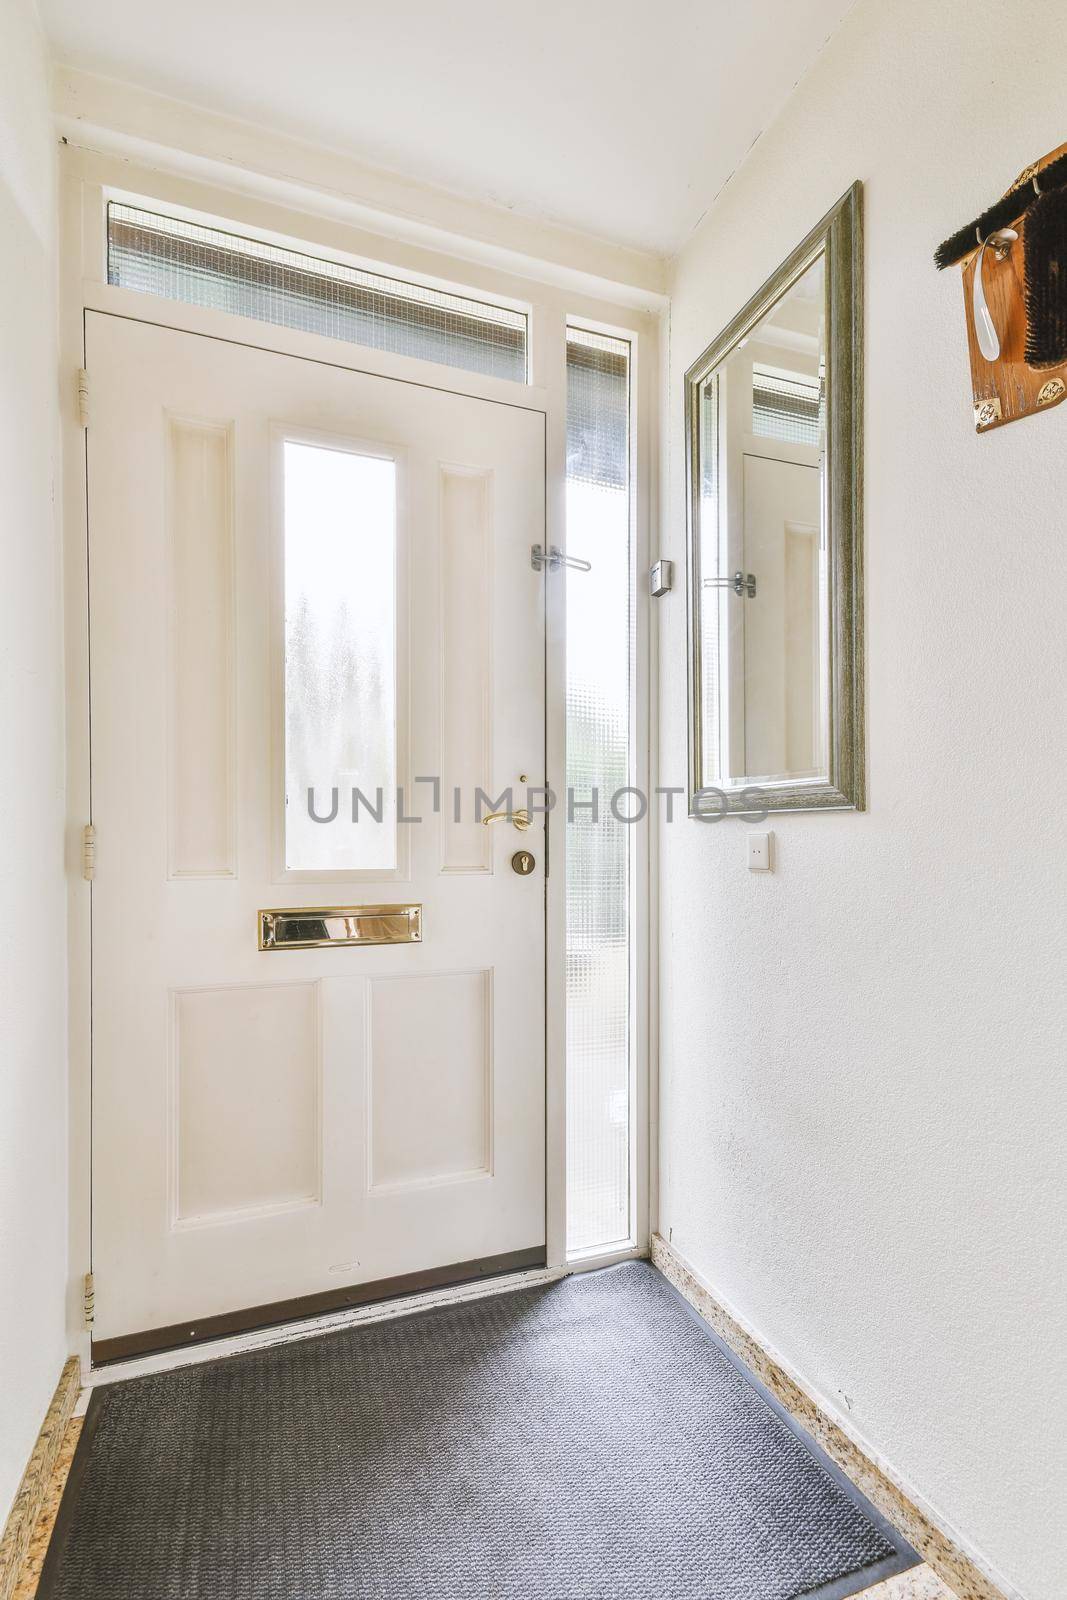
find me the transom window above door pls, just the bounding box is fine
[107,201,530,382]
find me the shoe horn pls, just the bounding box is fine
[973,228,1019,362]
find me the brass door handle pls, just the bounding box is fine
[481,808,531,832]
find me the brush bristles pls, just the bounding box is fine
[934,229,981,270]
[1023,188,1067,367]
[933,150,1067,269]
[935,193,1030,268]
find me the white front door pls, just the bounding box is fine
[87,313,547,1356]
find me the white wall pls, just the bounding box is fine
[658,3,1067,1598]
[0,0,68,1526]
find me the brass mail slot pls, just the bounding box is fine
[259,904,422,951]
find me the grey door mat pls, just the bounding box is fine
[40,1261,918,1599]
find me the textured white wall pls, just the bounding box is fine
[658,3,1067,1598]
[0,0,68,1527]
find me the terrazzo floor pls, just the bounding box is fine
[13,1416,82,1600]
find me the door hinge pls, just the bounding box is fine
[82,823,96,881]
[83,1271,95,1330]
[76,368,89,428]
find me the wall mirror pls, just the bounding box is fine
[686,182,864,815]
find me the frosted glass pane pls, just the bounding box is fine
[284,441,397,872]
[109,204,527,383]
[565,329,633,1255]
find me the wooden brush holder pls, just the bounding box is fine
[959,141,1067,433]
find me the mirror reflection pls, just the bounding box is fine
[694,252,827,795]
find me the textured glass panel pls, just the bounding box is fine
[565,328,633,1254]
[284,441,397,872]
[108,204,528,383]
[699,372,723,781]
[752,362,822,446]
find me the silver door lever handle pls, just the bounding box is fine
[703,571,757,598]
[531,544,592,573]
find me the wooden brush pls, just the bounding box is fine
[934,149,1067,268]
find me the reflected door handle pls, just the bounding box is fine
[481,808,532,831]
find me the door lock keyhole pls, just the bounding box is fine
[511,850,536,876]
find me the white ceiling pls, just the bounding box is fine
[41,0,854,258]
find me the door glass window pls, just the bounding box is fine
[564,327,634,1254]
[283,439,398,872]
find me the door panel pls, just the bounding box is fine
[741,453,821,780]
[87,313,547,1346]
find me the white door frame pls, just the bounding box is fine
[59,144,659,1367]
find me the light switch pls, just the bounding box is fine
[747,831,773,871]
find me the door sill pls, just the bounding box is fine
[566,1241,644,1270]
[91,1247,547,1369]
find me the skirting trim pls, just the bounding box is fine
[651,1235,1011,1600]
[0,1358,80,1600]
